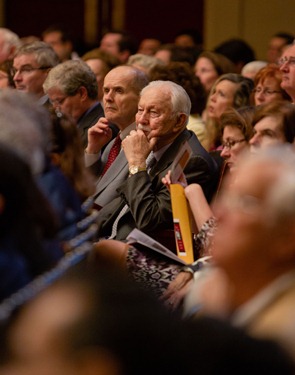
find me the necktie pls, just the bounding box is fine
[146,151,157,173]
[101,134,122,176]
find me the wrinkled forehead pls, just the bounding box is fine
[140,86,172,107]
[282,44,295,57]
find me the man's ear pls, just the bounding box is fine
[78,86,88,101]
[173,113,187,132]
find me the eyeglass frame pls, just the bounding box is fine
[277,56,295,67]
[252,87,282,96]
[221,139,246,150]
[11,65,51,77]
[49,96,68,107]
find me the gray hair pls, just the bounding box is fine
[0,89,51,174]
[127,53,164,73]
[43,59,98,100]
[14,41,59,68]
[141,80,191,124]
[0,28,21,52]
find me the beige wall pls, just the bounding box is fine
[204,0,295,60]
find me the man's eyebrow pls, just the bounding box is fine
[260,129,277,136]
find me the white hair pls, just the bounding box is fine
[140,80,191,124]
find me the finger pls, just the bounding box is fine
[148,136,158,149]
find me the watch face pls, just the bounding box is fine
[129,166,138,174]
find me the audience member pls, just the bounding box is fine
[42,24,79,62]
[214,38,256,73]
[194,51,235,94]
[205,73,253,150]
[165,102,295,308]
[241,60,267,81]
[99,30,138,64]
[0,89,84,241]
[81,48,120,102]
[127,53,164,76]
[0,143,61,302]
[43,59,118,148]
[250,101,295,152]
[162,106,255,306]
[92,80,218,293]
[0,28,20,64]
[137,37,161,56]
[20,35,40,44]
[3,266,293,375]
[279,42,295,103]
[185,146,295,360]
[149,61,208,147]
[85,65,149,209]
[154,43,200,67]
[49,110,95,201]
[267,32,294,64]
[253,64,291,105]
[12,41,59,106]
[0,266,187,375]
[174,28,203,49]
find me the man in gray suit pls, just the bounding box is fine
[85,65,149,209]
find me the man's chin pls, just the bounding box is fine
[16,87,27,92]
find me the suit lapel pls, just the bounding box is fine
[95,150,128,193]
[149,130,190,178]
[78,103,104,131]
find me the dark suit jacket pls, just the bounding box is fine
[96,129,219,241]
[77,102,118,148]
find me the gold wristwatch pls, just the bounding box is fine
[129,165,147,175]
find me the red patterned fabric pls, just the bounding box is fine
[101,134,122,176]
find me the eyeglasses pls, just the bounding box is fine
[277,56,295,67]
[11,66,50,76]
[221,139,246,150]
[253,87,282,96]
[50,96,68,106]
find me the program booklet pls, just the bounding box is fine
[127,228,187,265]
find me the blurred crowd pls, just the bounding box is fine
[0,25,294,374]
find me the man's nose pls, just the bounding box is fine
[104,90,114,101]
[137,111,148,123]
[13,71,21,81]
[249,133,259,146]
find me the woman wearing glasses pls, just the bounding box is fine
[253,64,291,106]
